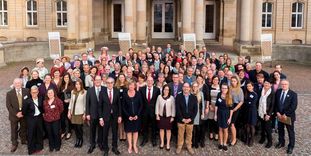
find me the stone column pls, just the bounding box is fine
[182,0,192,33]
[136,0,147,41]
[239,0,252,43]
[252,0,262,44]
[125,0,134,36]
[79,0,93,40]
[67,1,79,40]
[195,0,204,44]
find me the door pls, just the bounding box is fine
[112,1,124,38]
[204,1,216,39]
[152,0,174,38]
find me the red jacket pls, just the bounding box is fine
[43,98,63,122]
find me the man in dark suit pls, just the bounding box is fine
[139,76,161,147]
[22,86,43,155]
[6,78,30,152]
[109,63,121,80]
[248,62,269,83]
[99,77,122,156]
[86,75,104,153]
[270,64,287,80]
[80,52,93,70]
[168,73,183,98]
[275,80,297,154]
[116,50,126,64]
[175,82,198,155]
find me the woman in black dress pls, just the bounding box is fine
[122,81,143,154]
[26,70,43,89]
[244,82,258,146]
[215,83,233,151]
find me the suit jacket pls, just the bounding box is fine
[79,60,93,70]
[175,92,198,124]
[86,86,104,119]
[249,69,270,83]
[168,82,183,97]
[116,56,126,64]
[22,97,44,118]
[6,88,30,121]
[275,89,298,121]
[139,86,161,117]
[98,87,122,122]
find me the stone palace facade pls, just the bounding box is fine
[0,0,310,55]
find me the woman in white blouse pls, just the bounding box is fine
[84,66,98,89]
[155,84,175,151]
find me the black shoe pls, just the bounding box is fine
[55,148,60,151]
[112,148,121,155]
[74,139,79,148]
[194,144,199,149]
[166,147,170,151]
[152,140,157,147]
[49,148,54,152]
[140,139,148,147]
[287,148,293,154]
[99,144,104,151]
[275,142,285,149]
[258,138,265,144]
[87,145,95,154]
[223,145,228,151]
[218,144,223,150]
[200,141,205,147]
[78,139,83,147]
[21,140,27,145]
[103,151,108,156]
[265,142,272,148]
[159,145,164,149]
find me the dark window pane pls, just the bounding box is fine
[27,13,32,25]
[63,13,67,26]
[33,12,37,25]
[113,4,122,32]
[267,3,272,12]
[4,0,7,10]
[297,14,302,27]
[33,1,37,11]
[165,3,173,32]
[205,5,214,33]
[154,4,162,32]
[63,1,67,11]
[4,12,7,25]
[267,14,272,27]
[262,14,266,27]
[0,12,2,25]
[298,3,303,12]
[292,3,296,12]
[291,14,296,27]
[57,2,61,11]
[262,3,266,12]
[27,1,31,10]
[57,13,61,25]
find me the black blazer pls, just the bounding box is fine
[175,93,198,124]
[168,82,183,97]
[6,88,30,122]
[139,86,160,117]
[79,60,93,70]
[86,86,104,119]
[22,97,43,118]
[275,89,298,121]
[98,87,122,122]
[116,56,126,64]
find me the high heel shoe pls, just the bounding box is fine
[74,139,79,148]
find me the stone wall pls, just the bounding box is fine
[0,42,50,64]
[272,44,311,64]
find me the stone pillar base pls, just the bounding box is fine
[234,41,261,56]
[196,40,205,49]
[64,39,95,56]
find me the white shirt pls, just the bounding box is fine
[146,86,153,100]
[95,86,101,100]
[33,98,41,116]
[15,88,22,95]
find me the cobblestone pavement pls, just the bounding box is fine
[0,60,310,155]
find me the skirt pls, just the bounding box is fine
[71,114,83,125]
[158,116,172,130]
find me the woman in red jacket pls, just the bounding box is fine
[43,89,64,152]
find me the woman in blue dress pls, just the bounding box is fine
[244,82,258,147]
[215,83,233,151]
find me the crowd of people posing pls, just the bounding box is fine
[6,44,297,155]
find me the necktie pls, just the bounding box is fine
[109,90,112,104]
[17,90,22,110]
[96,87,100,101]
[280,91,285,111]
[148,88,151,104]
[174,85,178,98]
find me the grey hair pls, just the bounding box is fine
[30,85,38,91]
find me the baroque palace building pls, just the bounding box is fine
[0,0,310,55]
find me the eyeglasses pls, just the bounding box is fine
[106,82,114,84]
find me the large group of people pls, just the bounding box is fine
[6,44,297,155]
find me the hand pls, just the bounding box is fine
[118,117,122,124]
[134,115,138,120]
[282,114,287,120]
[82,114,86,121]
[99,119,104,127]
[182,119,186,123]
[205,108,209,115]
[264,115,270,121]
[209,105,215,112]
[214,115,217,121]
[16,112,23,118]
[86,115,91,121]
[201,115,205,120]
[227,118,231,124]
[129,116,133,121]
[276,112,281,118]
[67,112,71,119]
[170,118,174,123]
[156,116,160,121]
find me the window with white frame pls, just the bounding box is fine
[56,0,67,27]
[0,0,8,26]
[26,0,37,26]
[262,2,272,28]
[291,2,303,28]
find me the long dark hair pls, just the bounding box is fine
[60,73,74,92]
[161,84,171,98]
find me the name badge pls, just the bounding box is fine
[23,95,28,100]
[37,83,41,86]
[120,89,123,92]
[218,98,222,102]
[250,95,254,99]
[50,105,56,109]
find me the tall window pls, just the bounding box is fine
[262,2,272,28]
[56,0,67,27]
[26,0,37,26]
[0,0,7,26]
[291,2,303,28]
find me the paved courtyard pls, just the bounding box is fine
[0,60,310,155]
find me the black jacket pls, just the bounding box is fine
[176,93,198,124]
[86,86,104,119]
[139,86,161,117]
[275,89,298,121]
[98,87,122,122]
[22,97,44,118]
